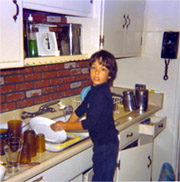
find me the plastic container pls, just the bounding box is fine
[27,14,38,57]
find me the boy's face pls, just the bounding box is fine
[90,59,110,86]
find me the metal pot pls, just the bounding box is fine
[122,90,139,112]
[135,89,149,112]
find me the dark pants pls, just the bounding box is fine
[92,142,119,182]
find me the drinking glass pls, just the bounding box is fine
[3,137,23,173]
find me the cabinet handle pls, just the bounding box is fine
[12,0,19,22]
[158,123,164,128]
[126,132,133,137]
[147,155,152,168]
[126,14,131,28]
[90,0,93,3]
[123,14,127,29]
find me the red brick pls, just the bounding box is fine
[16,67,33,74]
[64,88,80,97]
[42,86,57,94]
[76,60,90,68]
[49,64,64,70]
[64,76,76,83]
[64,90,74,97]
[34,80,49,88]
[42,71,57,79]
[25,73,41,81]
[0,95,5,103]
[6,92,25,102]
[0,102,16,112]
[34,95,49,105]
[70,68,82,75]
[16,82,33,91]
[76,74,90,81]
[6,75,24,84]
[57,70,70,77]
[50,77,63,85]
[0,69,15,76]
[57,84,70,91]
[81,80,91,87]
[34,65,49,72]
[1,85,15,93]
[17,99,34,108]
[49,92,64,100]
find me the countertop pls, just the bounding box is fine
[2,104,161,182]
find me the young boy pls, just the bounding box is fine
[51,50,119,181]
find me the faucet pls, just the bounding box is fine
[63,105,73,115]
[21,100,59,119]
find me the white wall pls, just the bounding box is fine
[114,0,180,180]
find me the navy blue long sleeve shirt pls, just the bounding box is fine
[75,83,118,146]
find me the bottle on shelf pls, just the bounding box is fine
[27,14,38,57]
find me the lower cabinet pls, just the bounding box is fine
[27,147,93,182]
[115,116,166,181]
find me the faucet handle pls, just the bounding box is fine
[64,106,73,115]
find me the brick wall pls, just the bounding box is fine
[0,60,91,113]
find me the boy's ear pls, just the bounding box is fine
[108,76,111,79]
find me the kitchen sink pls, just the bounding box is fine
[45,115,89,152]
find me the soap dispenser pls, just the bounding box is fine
[27,14,38,57]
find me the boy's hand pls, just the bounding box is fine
[50,121,64,131]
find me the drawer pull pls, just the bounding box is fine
[32,176,43,182]
[147,155,152,168]
[126,132,133,137]
[158,123,164,128]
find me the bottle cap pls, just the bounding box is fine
[28,14,33,22]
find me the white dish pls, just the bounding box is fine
[29,117,67,143]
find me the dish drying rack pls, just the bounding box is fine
[72,95,123,113]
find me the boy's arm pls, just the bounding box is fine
[50,112,83,131]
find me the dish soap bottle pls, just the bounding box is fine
[27,14,38,57]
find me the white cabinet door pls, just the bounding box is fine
[102,0,145,58]
[125,0,145,56]
[23,0,93,17]
[0,0,23,69]
[102,0,126,57]
[116,142,152,181]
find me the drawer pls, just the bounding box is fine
[139,116,166,137]
[119,123,139,149]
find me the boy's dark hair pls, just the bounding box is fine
[89,50,117,83]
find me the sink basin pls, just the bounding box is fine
[45,115,89,152]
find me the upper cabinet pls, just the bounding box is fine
[22,0,93,17]
[101,0,145,58]
[0,0,145,69]
[0,0,24,69]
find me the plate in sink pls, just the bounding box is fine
[29,116,67,143]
